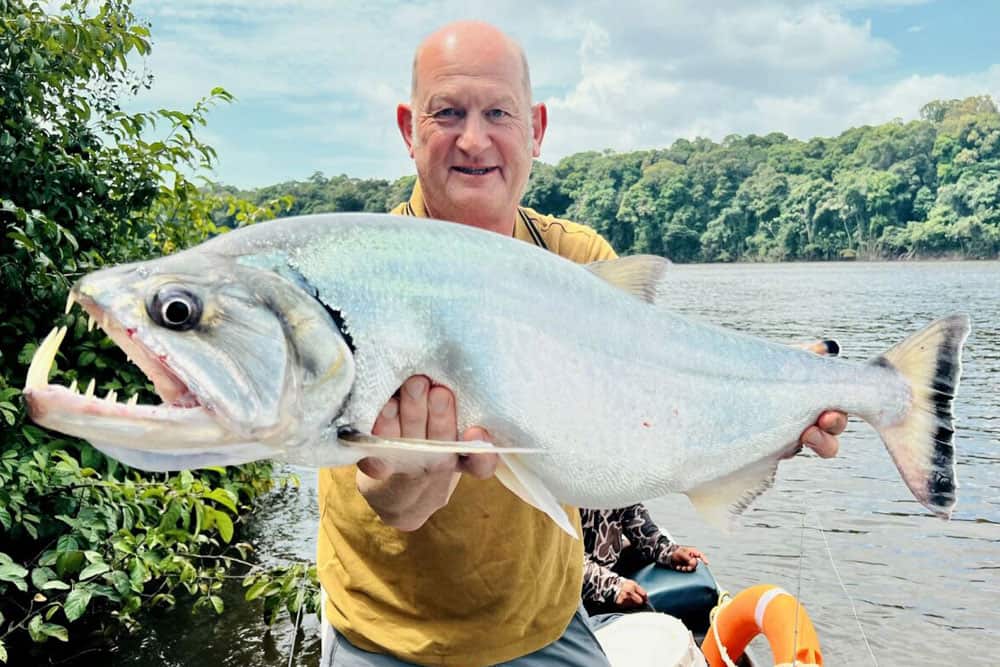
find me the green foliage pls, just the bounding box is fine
[0,1,300,662]
[242,561,320,627]
[232,95,1000,263]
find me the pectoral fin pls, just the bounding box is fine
[337,430,574,535]
[494,454,578,539]
[337,429,539,477]
[685,458,780,531]
[336,429,536,454]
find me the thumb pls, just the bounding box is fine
[357,456,393,480]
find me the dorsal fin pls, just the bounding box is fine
[585,255,671,304]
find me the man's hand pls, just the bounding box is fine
[356,375,497,531]
[792,339,848,459]
[614,579,649,608]
[797,411,847,458]
[668,546,708,572]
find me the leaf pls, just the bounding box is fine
[55,551,84,577]
[41,623,68,642]
[31,566,56,588]
[64,587,92,622]
[0,563,28,583]
[209,595,224,615]
[207,488,238,513]
[79,562,110,581]
[41,580,71,591]
[128,558,147,587]
[213,509,234,543]
[109,570,131,596]
[28,616,44,643]
[244,580,271,601]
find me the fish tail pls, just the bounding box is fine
[871,314,970,517]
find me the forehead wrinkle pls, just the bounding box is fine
[424,88,521,110]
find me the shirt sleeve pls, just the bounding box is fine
[586,232,618,262]
[582,553,625,603]
[621,504,678,565]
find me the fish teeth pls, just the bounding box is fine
[87,315,96,332]
[24,326,67,390]
[64,292,76,315]
[127,394,138,406]
[68,379,78,393]
[84,378,96,397]
[105,390,117,403]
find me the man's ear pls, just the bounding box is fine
[397,104,415,157]
[531,103,548,158]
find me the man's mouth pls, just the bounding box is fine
[452,166,498,176]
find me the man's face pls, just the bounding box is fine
[399,41,546,231]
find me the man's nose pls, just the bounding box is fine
[456,114,490,155]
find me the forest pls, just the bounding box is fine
[220,95,1000,262]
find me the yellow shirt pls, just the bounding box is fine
[317,182,617,666]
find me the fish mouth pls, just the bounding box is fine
[22,291,221,441]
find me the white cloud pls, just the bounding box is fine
[119,0,999,187]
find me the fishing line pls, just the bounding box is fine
[793,509,806,666]
[811,510,879,667]
[287,572,309,667]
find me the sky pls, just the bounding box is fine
[125,0,1000,189]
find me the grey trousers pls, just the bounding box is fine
[319,605,612,667]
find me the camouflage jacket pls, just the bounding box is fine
[580,504,678,603]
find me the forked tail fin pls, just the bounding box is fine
[872,314,970,517]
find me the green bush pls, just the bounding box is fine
[0,1,306,662]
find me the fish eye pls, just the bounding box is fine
[148,288,202,331]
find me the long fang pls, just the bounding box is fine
[85,379,96,397]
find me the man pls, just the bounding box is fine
[317,21,846,667]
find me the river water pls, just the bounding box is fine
[108,260,999,666]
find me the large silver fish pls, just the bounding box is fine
[23,213,969,535]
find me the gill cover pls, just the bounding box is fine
[186,262,356,441]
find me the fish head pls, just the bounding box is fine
[24,248,357,468]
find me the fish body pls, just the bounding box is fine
[23,213,969,532]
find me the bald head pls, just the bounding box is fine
[410,21,531,103]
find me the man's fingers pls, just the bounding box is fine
[357,456,392,480]
[818,410,848,436]
[427,384,458,441]
[399,375,430,438]
[801,425,840,458]
[372,397,401,438]
[458,426,498,479]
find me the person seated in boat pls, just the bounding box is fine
[581,504,707,615]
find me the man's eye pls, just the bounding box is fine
[486,109,509,120]
[434,108,462,119]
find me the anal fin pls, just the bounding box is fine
[495,454,578,539]
[685,458,779,531]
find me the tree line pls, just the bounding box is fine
[223,95,1000,262]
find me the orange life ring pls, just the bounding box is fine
[701,584,823,667]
